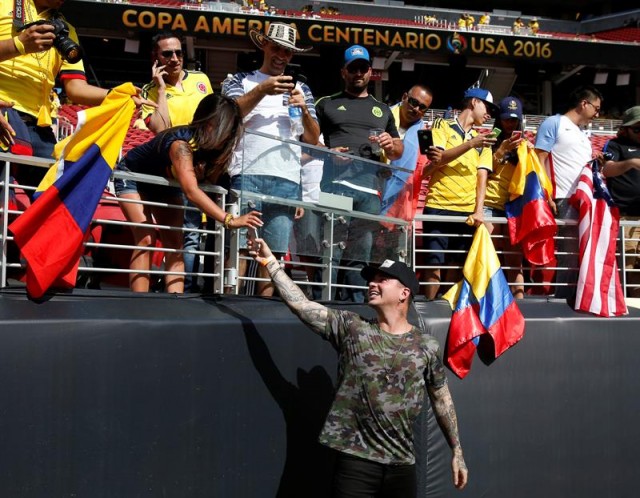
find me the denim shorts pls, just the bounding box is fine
[113,161,181,199]
[230,174,300,254]
[483,206,506,218]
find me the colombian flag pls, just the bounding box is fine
[443,225,525,379]
[380,109,426,230]
[504,143,557,266]
[9,84,136,298]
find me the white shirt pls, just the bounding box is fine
[535,114,593,199]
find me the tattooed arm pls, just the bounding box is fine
[248,237,328,335]
[427,383,468,490]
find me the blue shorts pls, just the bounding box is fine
[114,162,181,199]
[230,174,300,254]
[422,207,475,265]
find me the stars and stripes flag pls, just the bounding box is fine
[569,158,627,317]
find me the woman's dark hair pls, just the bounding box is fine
[158,94,243,183]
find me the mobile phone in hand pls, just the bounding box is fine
[247,227,261,250]
[487,127,502,139]
[283,63,302,88]
[417,129,433,154]
[511,130,523,140]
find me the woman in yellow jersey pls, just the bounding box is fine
[484,97,527,298]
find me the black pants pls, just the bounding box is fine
[332,452,416,498]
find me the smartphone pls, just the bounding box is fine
[283,63,302,87]
[417,129,433,154]
[511,130,523,140]
[246,227,260,250]
[487,127,502,139]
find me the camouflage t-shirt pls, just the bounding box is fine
[318,309,447,464]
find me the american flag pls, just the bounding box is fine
[570,158,628,317]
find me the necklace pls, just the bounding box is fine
[378,327,411,382]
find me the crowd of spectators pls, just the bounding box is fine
[1,8,638,301]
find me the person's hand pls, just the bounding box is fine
[248,237,274,265]
[548,197,557,215]
[330,146,352,164]
[500,134,524,154]
[452,449,468,490]
[151,60,167,91]
[229,210,263,229]
[374,131,395,155]
[294,207,305,220]
[287,88,306,109]
[426,145,443,165]
[468,133,496,149]
[258,75,295,96]
[467,211,484,227]
[0,100,15,148]
[131,87,158,109]
[17,23,55,54]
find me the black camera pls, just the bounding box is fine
[19,16,83,64]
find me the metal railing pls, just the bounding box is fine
[2,133,639,300]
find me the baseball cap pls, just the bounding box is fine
[361,259,420,295]
[498,96,523,121]
[464,86,500,116]
[620,106,640,127]
[344,45,370,67]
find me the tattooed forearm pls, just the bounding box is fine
[266,260,328,332]
[428,384,462,451]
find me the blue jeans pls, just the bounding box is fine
[230,174,300,254]
[183,197,202,292]
[325,184,381,302]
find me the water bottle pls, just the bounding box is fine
[288,104,304,139]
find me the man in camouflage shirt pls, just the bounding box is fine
[249,238,468,497]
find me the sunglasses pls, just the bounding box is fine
[407,96,429,112]
[160,49,183,58]
[583,100,601,114]
[346,63,370,74]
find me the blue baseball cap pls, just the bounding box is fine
[344,45,370,67]
[464,87,500,115]
[499,97,523,120]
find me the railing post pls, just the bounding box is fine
[224,201,240,294]
[213,192,226,295]
[0,158,9,288]
[321,212,334,301]
[620,221,628,297]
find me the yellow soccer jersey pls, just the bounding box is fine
[141,70,213,126]
[0,0,85,124]
[426,117,493,213]
[484,159,517,210]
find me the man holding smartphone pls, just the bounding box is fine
[222,23,320,296]
[421,85,498,299]
[140,31,214,292]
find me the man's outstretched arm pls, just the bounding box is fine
[249,237,328,334]
[427,383,468,490]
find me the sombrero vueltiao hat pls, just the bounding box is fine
[249,23,312,53]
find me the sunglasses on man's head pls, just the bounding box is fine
[407,96,429,112]
[160,49,183,58]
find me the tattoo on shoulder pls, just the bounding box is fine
[175,141,193,158]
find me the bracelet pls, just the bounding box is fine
[223,213,234,229]
[13,37,26,55]
[260,256,276,267]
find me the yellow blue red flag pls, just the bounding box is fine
[504,143,557,265]
[443,224,525,378]
[9,84,136,298]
